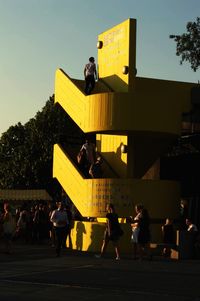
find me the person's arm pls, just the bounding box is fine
[50,210,56,223]
[94,64,97,80]
[80,144,85,152]
[84,65,87,78]
[2,212,11,223]
[106,215,111,236]
[89,164,94,178]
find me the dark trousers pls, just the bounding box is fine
[54,226,66,256]
[85,75,95,95]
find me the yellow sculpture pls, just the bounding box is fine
[53,19,196,251]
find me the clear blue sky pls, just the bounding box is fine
[0,0,199,136]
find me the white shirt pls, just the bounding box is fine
[84,62,96,77]
[81,142,95,164]
[187,224,198,232]
[50,209,69,228]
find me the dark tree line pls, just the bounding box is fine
[0,95,82,193]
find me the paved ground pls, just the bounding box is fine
[0,243,200,301]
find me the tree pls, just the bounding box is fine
[0,95,83,190]
[170,17,200,71]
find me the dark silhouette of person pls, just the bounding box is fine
[89,156,103,178]
[95,203,123,260]
[80,139,96,177]
[84,57,97,95]
[179,199,189,230]
[162,218,175,257]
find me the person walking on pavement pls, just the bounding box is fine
[50,201,69,257]
[95,203,123,260]
[1,202,16,254]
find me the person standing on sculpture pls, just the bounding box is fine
[84,57,97,95]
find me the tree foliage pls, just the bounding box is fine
[0,95,82,190]
[170,17,200,71]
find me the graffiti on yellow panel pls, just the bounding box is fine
[98,19,136,92]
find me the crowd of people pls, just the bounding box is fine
[95,201,199,260]
[0,199,199,260]
[0,201,73,255]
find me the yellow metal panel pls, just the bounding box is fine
[53,19,197,242]
[98,19,136,92]
[97,134,128,178]
[135,77,195,113]
[53,144,180,218]
[55,69,194,135]
[53,145,88,216]
[68,221,132,253]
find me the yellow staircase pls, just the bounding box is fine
[53,19,197,250]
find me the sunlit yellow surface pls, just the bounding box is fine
[53,144,180,218]
[55,69,194,135]
[98,18,136,92]
[53,19,197,248]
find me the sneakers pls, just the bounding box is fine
[115,257,120,260]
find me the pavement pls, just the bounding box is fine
[0,242,200,301]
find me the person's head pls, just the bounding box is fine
[57,201,64,210]
[180,199,188,208]
[16,207,21,214]
[186,218,192,226]
[89,57,95,63]
[96,156,103,164]
[3,202,10,212]
[135,204,143,214]
[165,218,173,225]
[106,203,115,213]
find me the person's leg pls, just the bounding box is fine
[62,226,68,249]
[100,239,108,255]
[85,75,95,94]
[4,234,13,254]
[90,76,95,92]
[68,229,73,249]
[95,237,109,258]
[85,76,91,94]
[55,227,63,256]
[113,241,120,259]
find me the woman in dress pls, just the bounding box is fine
[96,203,123,260]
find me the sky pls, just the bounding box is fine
[0,0,200,137]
